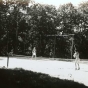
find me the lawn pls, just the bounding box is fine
[0,68,88,88]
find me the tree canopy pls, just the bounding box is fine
[0,0,88,58]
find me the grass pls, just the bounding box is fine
[0,68,87,88]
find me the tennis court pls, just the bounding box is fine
[0,56,88,87]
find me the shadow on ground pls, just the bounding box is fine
[0,68,87,88]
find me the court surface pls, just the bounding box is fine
[0,57,88,87]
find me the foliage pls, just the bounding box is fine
[0,1,88,58]
[0,68,87,88]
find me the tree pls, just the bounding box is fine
[0,0,32,55]
[74,1,88,58]
[26,3,57,56]
[0,0,10,55]
[56,3,77,34]
[78,1,88,37]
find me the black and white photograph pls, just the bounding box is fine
[0,0,88,88]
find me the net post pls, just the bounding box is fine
[7,28,9,68]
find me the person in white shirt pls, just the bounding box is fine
[73,50,80,70]
[32,47,36,58]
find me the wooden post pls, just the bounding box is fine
[16,7,19,55]
[16,16,18,54]
[40,35,42,56]
[24,34,26,54]
[7,29,9,68]
[54,35,56,58]
[7,53,9,67]
[6,12,10,68]
[71,37,74,59]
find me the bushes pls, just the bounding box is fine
[0,68,87,88]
